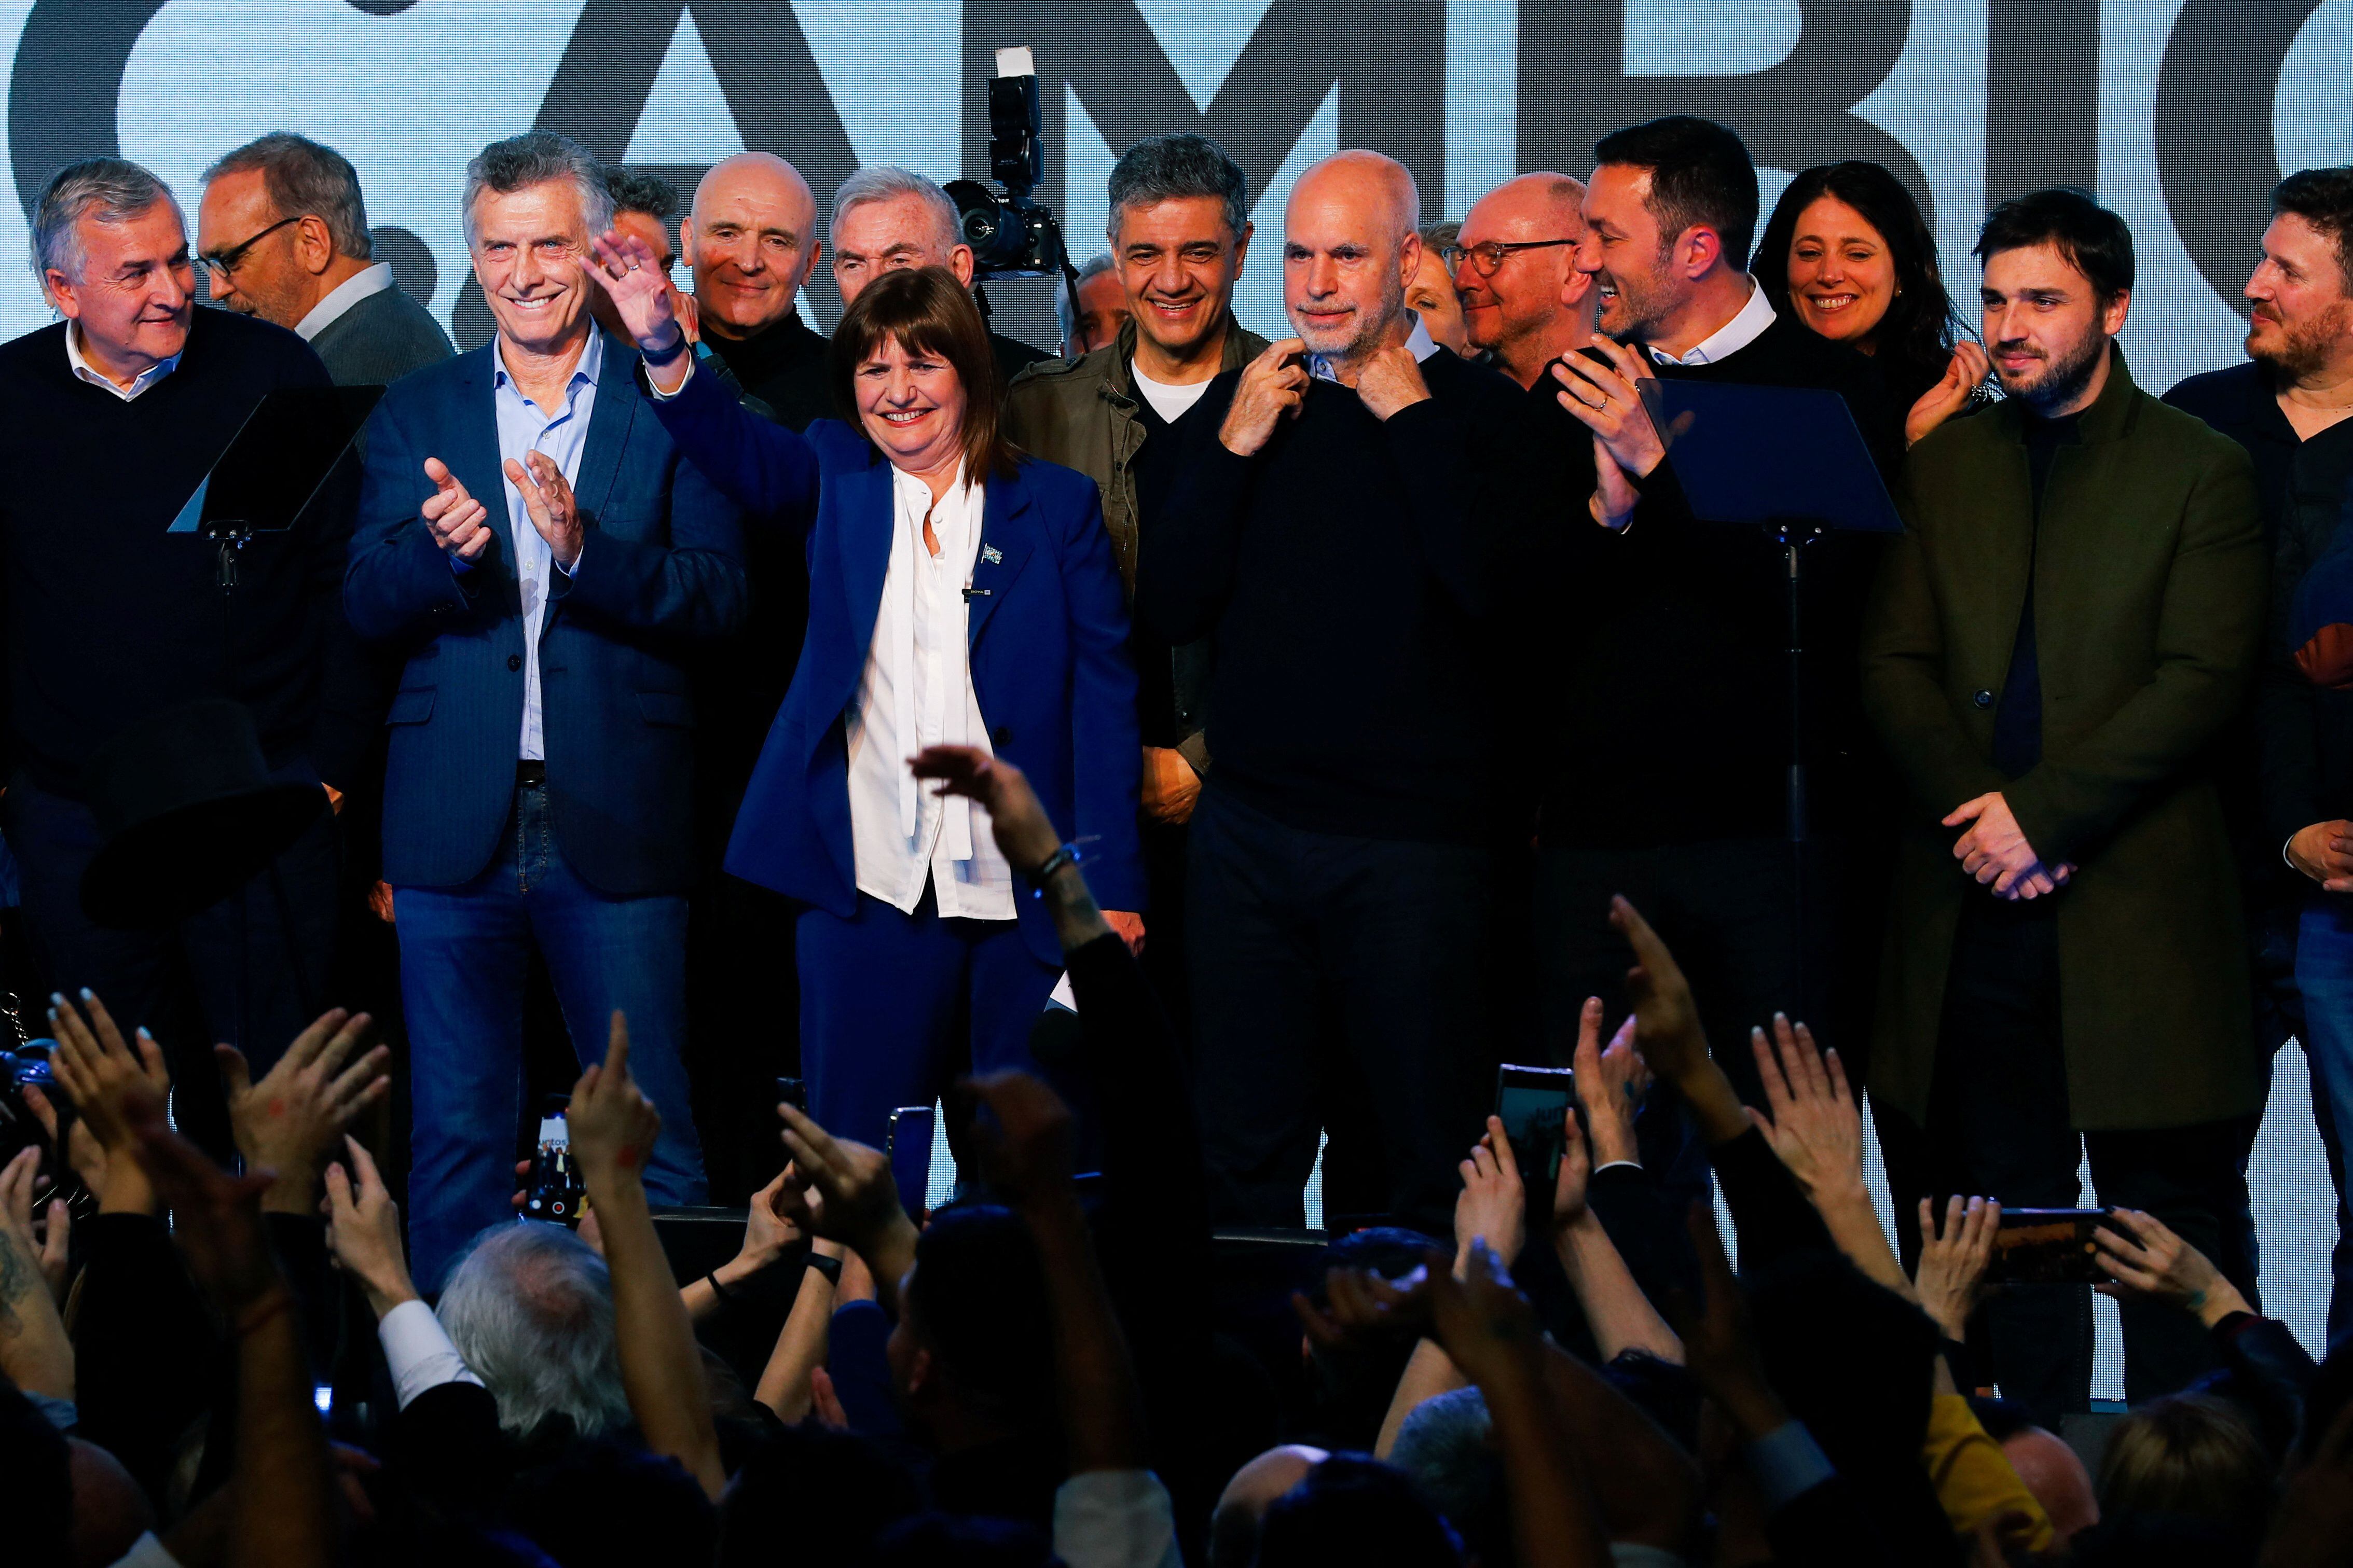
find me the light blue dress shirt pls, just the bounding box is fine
[484,328,602,761]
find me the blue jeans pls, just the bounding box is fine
[396,778,704,1288]
[2294,896,2353,1341]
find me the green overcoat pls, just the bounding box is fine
[1859,347,2267,1130]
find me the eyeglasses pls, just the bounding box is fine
[195,215,302,283]
[1439,238,1579,278]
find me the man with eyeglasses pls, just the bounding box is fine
[1450,172,1593,389]
[198,132,452,386]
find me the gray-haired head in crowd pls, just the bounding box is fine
[437,1222,632,1440]
[463,130,613,248]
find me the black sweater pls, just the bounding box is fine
[1138,348,1533,841]
[0,309,369,795]
[1516,313,1902,848]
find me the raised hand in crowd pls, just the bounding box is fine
[1746,1014,1908,1292]
[128,1088,334,1568]
[1611,897,1747,1144]
[1914,1195,2000,1343]
[1218,337,1311,455]
[1569,996,1646,1171]
[964,1070,1155,1479]
[47,990,171,1218]
[322,1134,418,1320]
[1905,339,1991,447]
[1454,1116,1526,1270]
[682,1166,801,1323]
[1552,336,1665,530]
[1943,790,2073,900]
[20,1079,107,1226]
[775,1099,920,1320]
[2094,1206,2251,1328]
[217,1008,389,1215]
[568,1011,725,1498]
[1666,1200,1791,1445]
[1431,1241,1612,1568]
[912,742,1144,953]
[0,1145,73,1403]
[1553,1003,1684,1365]
[419,456,492,564]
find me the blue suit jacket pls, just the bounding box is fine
[345,334,747,897]
[641,358,1142,964]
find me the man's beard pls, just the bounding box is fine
[1599,251,1674,344]
[1999,328,2108,413]
[2248,300,2353,382]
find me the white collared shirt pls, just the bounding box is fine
[1308,313,1441,383]
[295,260,396,341]
[488,328,602,761]
[65,322,180,400]
[1649,276,1777,367]
[847,462,1015,921]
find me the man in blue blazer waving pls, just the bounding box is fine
[346,133,747,1286]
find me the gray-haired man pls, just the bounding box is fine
[1003,132,1266,1033]
[1056,252,1127,356]
[0,157,365,1159]
[828,165,1050,382]
[198,131,453,386]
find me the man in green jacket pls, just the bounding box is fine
[1005,133,1265,1028]
[1862,188,2265,1421]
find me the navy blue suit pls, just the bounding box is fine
[642,358,1139,1147]
[347,333,746,1284]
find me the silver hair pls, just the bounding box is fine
[1391,1387,1502,1553]
[436,1223,632,1440]
[1055,252,1117,349]
[462,131,614,249]
[1107,133,1249,243]
[30,158,181,286]
[203,131,373,259]
[829,165,960,255]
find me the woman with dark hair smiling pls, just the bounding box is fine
[586,240,1143,1154]
[1755,161,1990,446]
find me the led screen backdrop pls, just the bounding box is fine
[1,0,2347,380]
[2,0,2345,1372]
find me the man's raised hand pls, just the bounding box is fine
[421,457,492,563]
[1552,338,1665,480]
[504,449,583,571]
[1745,1014,1863,1202]
[324,1135,418,1318]
[587,229,685,358]
[1570,996,1645,1168]
[911,744,1058,872]
[567,1012,663,1196]
[217,1008,390,1215]
[1219,338,1310,455]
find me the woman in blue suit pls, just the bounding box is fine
[588,241,1143,1151]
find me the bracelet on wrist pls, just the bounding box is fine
[805,1251,843,1286]
[641,331,690,368]
[1027,841,1083,895]
[705,1269,738,1308]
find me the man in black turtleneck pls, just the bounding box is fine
[676,152,829,1196]
[1536,117,1899,1107]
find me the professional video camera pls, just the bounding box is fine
[946,47,1082,335]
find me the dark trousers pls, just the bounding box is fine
[1186,786,1492,1232]
[796,885,1061,1156]
[1883,895,2235,1423]
[4,771,336,1161]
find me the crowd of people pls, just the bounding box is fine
[4,82,2353,1567]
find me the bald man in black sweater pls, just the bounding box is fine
[0,160,364,1157]
[1141,150,1534,1230]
